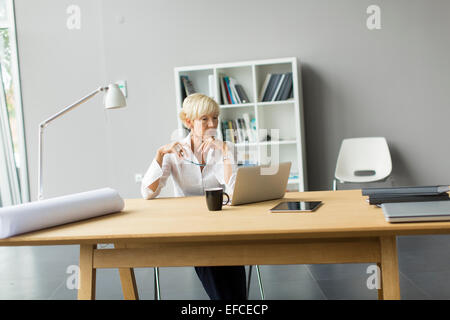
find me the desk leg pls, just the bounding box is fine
[78,244,97,300]
[118,268,139,300]
[379,236,400,300]
[115,243,139,300]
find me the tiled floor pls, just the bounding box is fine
[0,234,449,300]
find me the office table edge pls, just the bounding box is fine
[2,226,450,246]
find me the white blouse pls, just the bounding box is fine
[141,133,238,200]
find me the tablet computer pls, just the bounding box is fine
[270,201,322,213]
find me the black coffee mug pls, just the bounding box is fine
[205,188,230,211]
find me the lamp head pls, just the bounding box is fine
[103,83,127,109]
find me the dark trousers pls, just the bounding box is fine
[195,266,247,300]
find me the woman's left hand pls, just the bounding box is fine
[197,136,227,155]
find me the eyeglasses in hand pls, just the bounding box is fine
[176,144,207,167]
[183,158,207,167]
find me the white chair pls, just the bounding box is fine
[247,265,265,300]
[154,266,265,300]
[333,137,392,190]
[151,185,264,300]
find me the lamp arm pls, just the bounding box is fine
[39,86,106,128]
[37,86,107,201]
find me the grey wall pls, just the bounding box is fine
[14,0,450,199]
[15,0,109,200]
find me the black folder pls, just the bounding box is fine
[362,186,450,197]
[367,194,450,205]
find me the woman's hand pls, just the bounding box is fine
[158,141,187,158]
[156,141,188,167]
[196,136,228,155]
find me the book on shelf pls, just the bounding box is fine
[235,84,250,103]
[229,120,235,143]
[238,119,246,142]
[259,73,272,102]
[261,74,279,102]
[231,119,242,142]
[239,118,249,142]
[220,74,251,105]
[271,73,286,102]
[227,121,233,143]
[223,120,234,143]
[180,75,188,103]
[220,76,227,104]
[288,84,293,99]
[220,121,230,141]
[224,77,236,104]
[235,82,250,104]
[229,78,242,104]
[237,118,245,142]
[221,116,257,144]
[259,72,293,102]
[180,75,196,97]
[276,73,293,101]
[233,119,240,142]
[234,119,243,144]
[242,113,256,143]
[220,76,231,104]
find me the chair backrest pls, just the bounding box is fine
[334,137,392,183]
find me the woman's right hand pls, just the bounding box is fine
[155,141,186,168]
[157,141,186,159]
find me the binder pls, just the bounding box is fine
[368,194,450,205]
[362,186,450,197]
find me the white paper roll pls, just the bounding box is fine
[0,188,124,239]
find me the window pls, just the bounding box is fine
[0,0,29,207]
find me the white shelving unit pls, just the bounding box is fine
[174,57,308,191]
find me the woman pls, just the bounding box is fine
[141,93,246,300]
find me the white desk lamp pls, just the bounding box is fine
[38,84,126,200]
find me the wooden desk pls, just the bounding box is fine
[2,190,450,300]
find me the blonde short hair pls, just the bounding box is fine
[179,93,220,128]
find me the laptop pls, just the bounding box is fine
[381,201,450,223]
[230,162,291,206]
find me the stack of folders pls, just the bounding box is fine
[362,185,450,206]
[221,113,257,144]
[259,72,293,102]
[220,75,250,105]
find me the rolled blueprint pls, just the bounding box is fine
[0,188,124,239]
